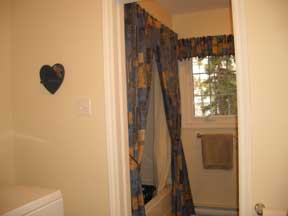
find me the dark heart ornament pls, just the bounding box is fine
[40,64,65,94]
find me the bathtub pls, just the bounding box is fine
[145,186,172,216]
[145,186,238,216]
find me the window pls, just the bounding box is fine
[179,56,237,128]
[192,56,237,117]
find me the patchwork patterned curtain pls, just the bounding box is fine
[157,26,196,216]
[125,3,195,216]
[177,35,235,60]
[125,4,161,216]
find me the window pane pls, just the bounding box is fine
[194,103,203,117]
[194,96,202,104]
[215,95,229,115]
[192,56,237,117]
[194,95,211,117]
[193,74,209,96]
[226,94,238,115]
[193,57,208,74]
[195,103,212,117]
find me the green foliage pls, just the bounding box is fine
[194,56,237,116]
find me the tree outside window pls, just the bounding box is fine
[193,56,237,117]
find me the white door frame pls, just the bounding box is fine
[230,0,253,215]
[102,0,253,216]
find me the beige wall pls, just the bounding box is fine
[174,8,237,208]
[139,0,172,28]
[244,0,288,209]
[182,128,238,208]
[173,8,233,38]
[10,0,109,215]
[0,0,14,185]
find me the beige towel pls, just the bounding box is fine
[201,134,233,169]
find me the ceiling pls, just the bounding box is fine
[155,0,231,14]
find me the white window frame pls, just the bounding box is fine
[180,59,237,129]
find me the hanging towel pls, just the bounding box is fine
[201,134,233,169]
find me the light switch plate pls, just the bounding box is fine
[77,97,92,116]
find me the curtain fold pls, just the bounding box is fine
[125,3,195,216]
[125,4,161,216]
[177,35,235,60]
[157,26,195,216]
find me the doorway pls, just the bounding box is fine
[102,0,253,216]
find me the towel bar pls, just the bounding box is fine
[196,133,237,139]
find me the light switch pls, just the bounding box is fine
[77,97,92,116]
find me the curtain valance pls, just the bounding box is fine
[177,35,235,60]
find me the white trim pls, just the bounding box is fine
[117,0,139,3]
[103,0,133,216]
[179,59,194,127]
[231,0,253,216]
[183,118,237,129]
[116,5,133,216]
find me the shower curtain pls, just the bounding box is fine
[125,4,159,215]
[156,26,195,216]
[153,62,171,194]
[125,3,195,216]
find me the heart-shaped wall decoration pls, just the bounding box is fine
[40,64,65,94]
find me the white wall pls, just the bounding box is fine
[10,0,109,215]
[0,0,14,185]
[244,0,288,209]
[174,9,238,208]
